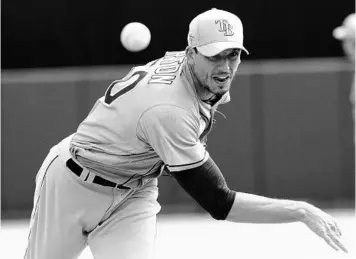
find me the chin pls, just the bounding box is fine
[213,89,229,97]
[217,84,230,92]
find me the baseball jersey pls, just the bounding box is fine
[70,51,230,184]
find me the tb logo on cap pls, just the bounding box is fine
[215,19,234,36]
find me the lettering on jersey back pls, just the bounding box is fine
[148,52,185,85]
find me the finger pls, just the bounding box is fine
[328,222,341,237]
[322,234,340,252]
[334,221,342,236]
[327,230,348,253]
[328,215,342,236]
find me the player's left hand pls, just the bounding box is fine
[300,202,348,253]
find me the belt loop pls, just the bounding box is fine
[80,169,90,181]
[86,171,95,183]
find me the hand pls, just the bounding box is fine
[299,202,348,253]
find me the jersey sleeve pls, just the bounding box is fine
[137,105,209,172]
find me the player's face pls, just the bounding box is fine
[188,48,241,96]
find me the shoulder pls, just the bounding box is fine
[136,104,200,144]
[140,104,198,126]
[137,104,199,136]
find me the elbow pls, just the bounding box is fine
[209,210,227,221]
[205,189,236,221]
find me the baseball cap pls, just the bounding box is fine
[333,13,356,40]
[187,8,249,57]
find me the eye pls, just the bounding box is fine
[207,55,219,62]
[229,51,240,59]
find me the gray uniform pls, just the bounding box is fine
[25,51,229,259]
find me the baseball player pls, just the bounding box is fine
[333,13,356,63]
[333,13,355,115]
[25,8,348,259]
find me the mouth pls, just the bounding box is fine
[213,75,230,85]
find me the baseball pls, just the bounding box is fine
[120,22,151,52]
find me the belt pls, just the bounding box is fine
[66,158,131,190]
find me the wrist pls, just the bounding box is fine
[293,201,309,223]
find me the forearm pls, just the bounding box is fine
[170,157,305,223]
[226,192,305,224]
[169,157,235,220]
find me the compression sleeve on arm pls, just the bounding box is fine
[169,157,236,220]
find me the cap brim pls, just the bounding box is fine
[197,42,249,56]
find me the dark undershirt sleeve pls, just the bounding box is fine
[169,157,236,220]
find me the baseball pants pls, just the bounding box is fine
[24,136,161,259]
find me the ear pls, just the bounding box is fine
[185,47,196,64]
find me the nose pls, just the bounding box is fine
[219,58,230,73]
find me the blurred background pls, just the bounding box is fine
[1,0,355,258]
[1,0,355,67]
